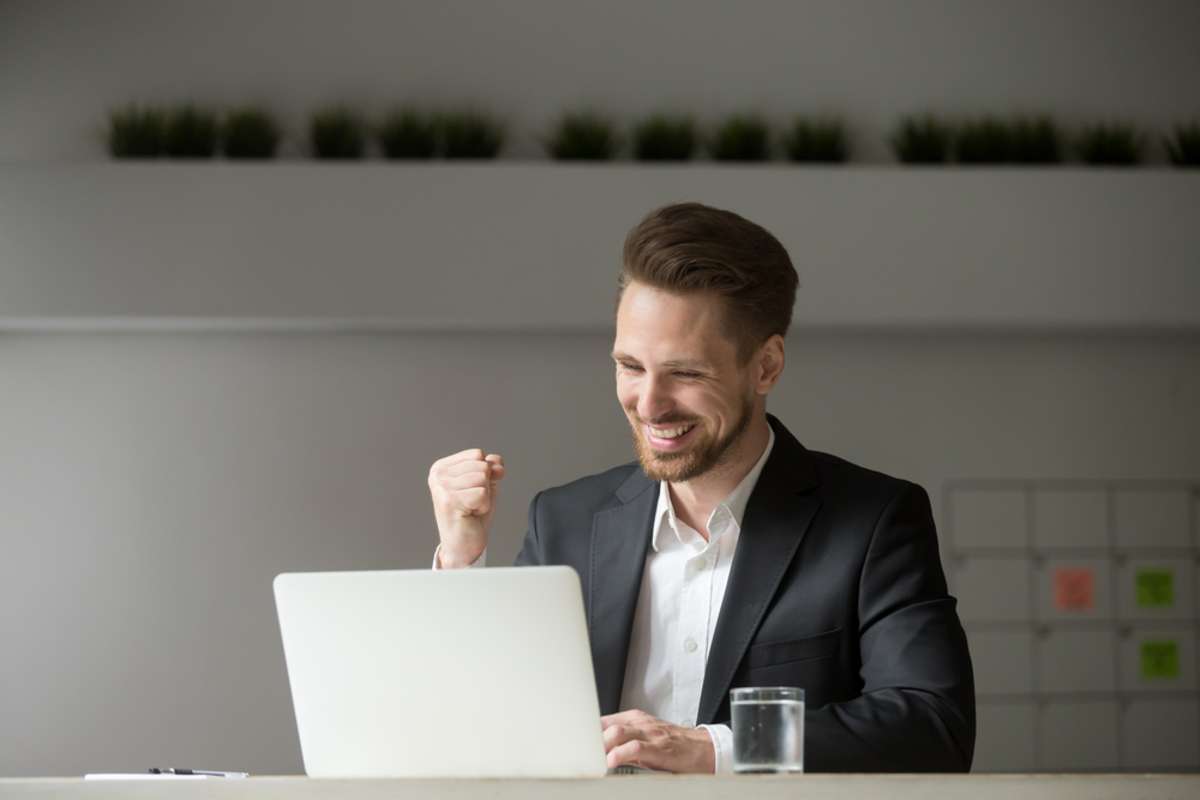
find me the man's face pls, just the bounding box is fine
[612,281,758,482]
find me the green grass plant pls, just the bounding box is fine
[890,114,952,163]
[781,117,848,163]
[220,107,281,159]
[378,108,438,159]
[163,105,218,158]
[1076,122,1144,165]
[632,114,697,161]
[108,105,165,158]
[709,114,770,161]
[440,110,504,159]
[1165,122,1200,167]
[1008,115,1062,163]
[545,111,620,160]
[310,106,367,159]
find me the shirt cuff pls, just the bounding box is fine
[432,544,486,570]
[700,723,734,774]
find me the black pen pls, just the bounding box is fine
[149,768,249,778]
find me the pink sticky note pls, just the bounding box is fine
[1054,568,1095,611]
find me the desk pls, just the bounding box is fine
[2,775,1198,799]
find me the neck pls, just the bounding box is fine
[668,413,771,537]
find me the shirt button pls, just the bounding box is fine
[684,637,698,653]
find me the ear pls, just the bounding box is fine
[753,335,786,395]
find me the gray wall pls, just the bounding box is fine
[4,331,1198,776]
[2,0,1199,778]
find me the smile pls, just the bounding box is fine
[644,422,697,450]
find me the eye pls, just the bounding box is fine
[617,362,644,373]
[673,370,702,379]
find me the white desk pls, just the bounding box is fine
[2,774,1199,799]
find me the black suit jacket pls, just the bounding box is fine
[514,415,975,772]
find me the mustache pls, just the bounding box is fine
[632,415,698,427]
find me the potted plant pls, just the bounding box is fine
[163,105,219,158]
[1164,121,1200,167]
[1076,122,1144,165]
[1008,115,1062,164]
[378,108,438,159]
[709,114,770,161]
[952,116,1012,163]
[108,104,165,158]
[221,107,281,159]
[781,116,848,163]
[310,106,367,159]
[439,110,504,159]
[890,114,952,164]
[545,111,620,160]
[632,113,697,161]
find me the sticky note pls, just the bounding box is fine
[1136,569,1174,608]
[1141,640,1180,679]
[1054,568,1094,611]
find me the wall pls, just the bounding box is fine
[2,0,1199,778]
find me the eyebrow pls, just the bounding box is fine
[611,352,711,370]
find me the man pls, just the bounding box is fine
[428,202,975,773]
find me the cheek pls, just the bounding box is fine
[615,377,637,410]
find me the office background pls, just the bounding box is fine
[2,0,1198,777]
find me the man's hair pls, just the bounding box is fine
[618,202,799,362]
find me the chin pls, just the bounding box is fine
[631,426,712,483]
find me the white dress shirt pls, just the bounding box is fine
[433,426,775,774]
[617,427,774,773]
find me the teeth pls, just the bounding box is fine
[648,424,693,439]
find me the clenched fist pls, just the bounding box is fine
[428,448,505,568]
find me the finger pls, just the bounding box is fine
[488,463,506,482]
[484,453,504,466]
[454,486,490,514]
[444,473,493,491]
[432,448,487,470]
[606,739,654,770]
[601,710,649,729]
[602,723,644,752]
[442,460,491,479]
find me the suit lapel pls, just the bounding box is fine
[697,416,822,724]
[588,468,657,715]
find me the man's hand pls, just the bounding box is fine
[601,710,715,773]
[428,448,505,568]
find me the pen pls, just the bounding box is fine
[149,768,249,778]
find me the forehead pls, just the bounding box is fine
[613,282,737,363]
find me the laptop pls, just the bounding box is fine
[273,566,610,778]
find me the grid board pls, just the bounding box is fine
[944,480,1200,772]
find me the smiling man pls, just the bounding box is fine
[428,202,975,773]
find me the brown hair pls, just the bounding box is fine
[619,202,799,362]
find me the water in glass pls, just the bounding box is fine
[731,694,804,773]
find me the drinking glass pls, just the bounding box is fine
[730,686,805,773]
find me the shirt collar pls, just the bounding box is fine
[651,425,776,552]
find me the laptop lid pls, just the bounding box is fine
[273,566,607,778]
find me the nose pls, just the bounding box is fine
[636,372,673,423]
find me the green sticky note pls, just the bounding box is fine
[1141,640,1180,679]
[1136,569,1174,608]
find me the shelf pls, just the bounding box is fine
[2,164,1197,332]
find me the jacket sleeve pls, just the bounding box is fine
[805,482,976,772]
[512,491,545,567]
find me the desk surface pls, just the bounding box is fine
[3,774,1200,799]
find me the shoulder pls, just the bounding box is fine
[534,461,648,517]
[804,448,930,518]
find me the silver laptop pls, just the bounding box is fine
[273,566,608,778]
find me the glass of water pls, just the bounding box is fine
[730,686,805,773]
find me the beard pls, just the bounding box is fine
[628,393,755,483]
